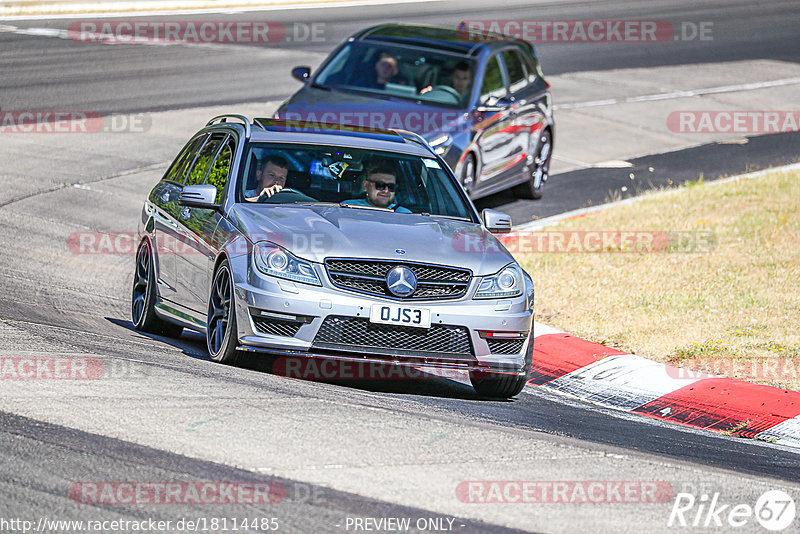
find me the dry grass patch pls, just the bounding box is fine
[515,168,800,391]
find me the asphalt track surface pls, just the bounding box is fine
[3,0,800,112]
[2,0,800,532]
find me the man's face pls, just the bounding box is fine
[364,171,396,208]
[375,56,398,83]
[451,68,471,95]
[257,161,288,189]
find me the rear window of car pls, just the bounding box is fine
[206,137,235,204]
[480,55,507,101]
[520,49,540,83]
[502,49,528,93]
[185,133,227,187]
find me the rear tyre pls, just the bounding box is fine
[513,131,552,200]
[207,260,241,365]
[131,240,183,337]
[470,334,533,399]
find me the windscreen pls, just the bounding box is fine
[315,42,475,107]
[240,143,475,221]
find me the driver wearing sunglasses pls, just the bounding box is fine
[342,160,412,213]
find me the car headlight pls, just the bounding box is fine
[254,242,320,286]
[474,264,524,299]
[523,270,535,310]
[428,134,452,155]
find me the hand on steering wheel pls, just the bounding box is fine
[257,186,304,202]
[431,85,462,98]
[257,184,284,199]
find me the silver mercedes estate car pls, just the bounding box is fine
[132,115,534,398]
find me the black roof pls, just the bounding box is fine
[355,24,527,56]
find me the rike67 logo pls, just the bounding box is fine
[668,490,796,530]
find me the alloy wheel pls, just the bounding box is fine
[208,265,232,355]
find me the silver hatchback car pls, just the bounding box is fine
[132,115,534,398]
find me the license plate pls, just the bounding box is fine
[369,304,431,329]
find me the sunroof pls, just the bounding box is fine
[253,118,405,143]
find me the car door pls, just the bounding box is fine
[150,133,208,302]
[472,53,516,190]
[503,46,550,183]
[174,132,233,316]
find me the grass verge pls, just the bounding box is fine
[513,167,800,391]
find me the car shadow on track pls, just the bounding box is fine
[106,317,510,402]
[259,359,489,400]
[236,351,507,401]
[106,317,211,360]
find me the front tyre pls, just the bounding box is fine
[207,259,241,365]
[131,240,183,337]
[461,153,476,195]
[470,334,533,398]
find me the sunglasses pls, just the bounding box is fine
[368,180,396,192]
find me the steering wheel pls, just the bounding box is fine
[427,85,462,103]
[274,187,302,195]
[258,188,317,203]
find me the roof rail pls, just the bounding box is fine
[206,114,251,137]
[395,129,434,152]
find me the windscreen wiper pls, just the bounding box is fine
[338,202,393,212]
[419,212,472,221]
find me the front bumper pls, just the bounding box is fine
[228,256,533,375]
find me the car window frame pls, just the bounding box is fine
[517,46,540,84]
[501,48,528,94]
[161,133,209,186]
[183,132,228,188]
[203,134,236,204]
[233,141,479,222]
[479,53,509,104]
[314,44,353,86]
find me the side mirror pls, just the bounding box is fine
[291,66,311,82]
[179,184,219,209]
[476,95,513,113]
[482,208,512,234]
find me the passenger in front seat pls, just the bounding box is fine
[341,160,412,213]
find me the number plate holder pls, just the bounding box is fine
[369,304,431,329]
